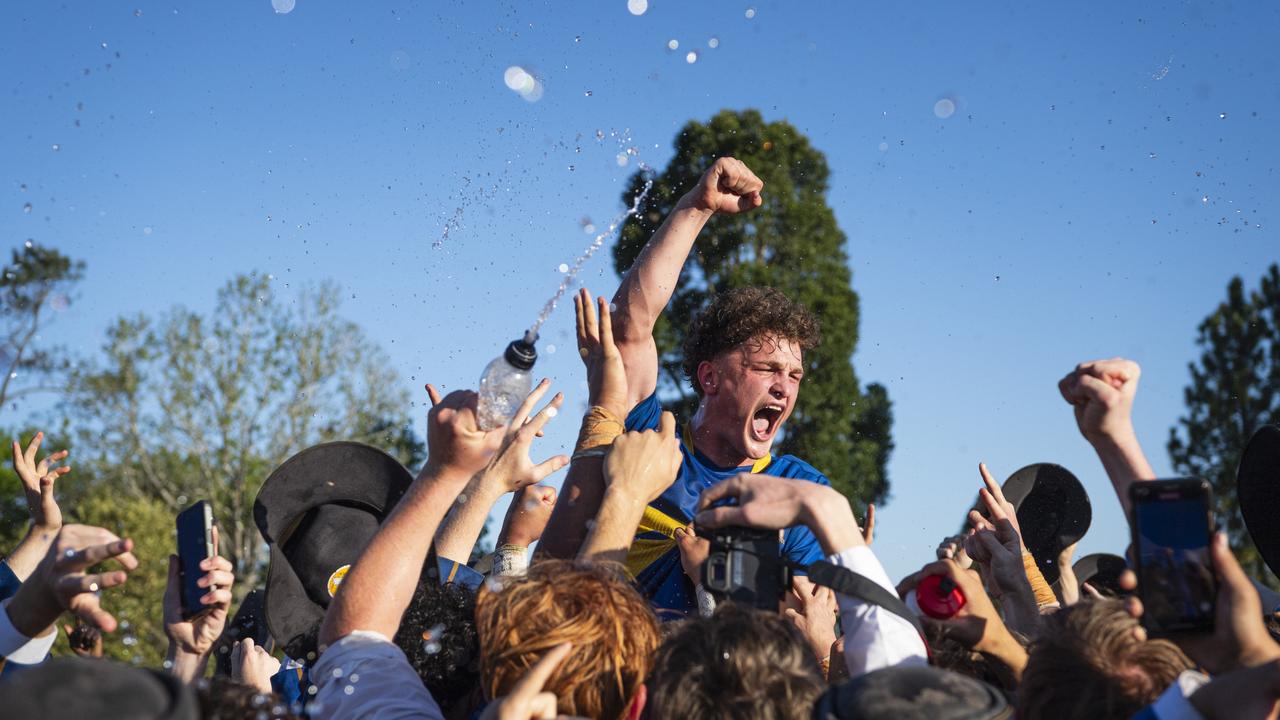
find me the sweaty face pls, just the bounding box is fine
[698,335,805,464]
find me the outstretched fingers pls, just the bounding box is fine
[510,378,553,430]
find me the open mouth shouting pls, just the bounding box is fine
[750,402,786,443]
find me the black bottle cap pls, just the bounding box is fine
[504,335,537,370]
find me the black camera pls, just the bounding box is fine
[701,526,791,610]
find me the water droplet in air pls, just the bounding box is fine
[686,51,698,64]
[708,37,720,49]
[546,406,558,418]
[584,90,593,96]
[877,142,889,152]
[667,39,679,50]
[558,263,570,273]
[933,98,956,119]
[272,0,296,14]
[1148,152,1158,159]
[616,153,629,166]
[51,143,60,151]
[568,165,575,172]
[745,6,756,19]
[627,0,648,16]
[546,344,557,354]
[595,129,605,140]
[1201,195,1209,204]
[24,240,33,248]
[134,8,142,16]
[143,226,153,235]
[574,35,582,43]
[100,42,108,49]
[23,202,32,213]
[1218,112,1227,119]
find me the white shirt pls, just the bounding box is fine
[309,630,445,720]
[0,599,57,664]
[828,545,929,677]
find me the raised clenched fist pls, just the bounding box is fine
[687,157,764,215]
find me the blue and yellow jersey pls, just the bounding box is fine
[623,392,830,617]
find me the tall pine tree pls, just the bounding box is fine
[613,109,893,507]
[1168,263,1280,586]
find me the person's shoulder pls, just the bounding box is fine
[768,454,830,485]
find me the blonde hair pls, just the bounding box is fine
[475,560,660,720]
[1017,599,1192,719]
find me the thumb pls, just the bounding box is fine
[658,411,676,439]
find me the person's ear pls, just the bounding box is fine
[625,683,647,720]
[697,362,719,395]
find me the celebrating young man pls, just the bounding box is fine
[608,157,833,615]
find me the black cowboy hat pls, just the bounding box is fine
[1001,463,1092,586]
[254,441,413,661]
[1071,553,1128,598]
[1239,424,1280,582]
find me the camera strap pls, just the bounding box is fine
[805,560,925,635]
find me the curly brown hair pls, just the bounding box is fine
[682,286,821,396]
[474,560,660,720]
[644,602,824,720]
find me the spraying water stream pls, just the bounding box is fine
[525,167,654,339]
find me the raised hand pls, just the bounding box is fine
[1058,358,1142,443]
[5,524,138,638]
[499,484,558,548]
[163,525,234,659]
[688,157,765,215]
[575,288,628,419]
[695,473,862,556]
[602,410,682,504]
[424,385,506,477]
[11,431,70,530]
[477,380,570,493]
[971,463,1023,543]
[479,642,573,720]
[784,578,840,663]
[898,559,1028,682]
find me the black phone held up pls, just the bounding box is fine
[1129,478,1216,635]
[701,526,789,610]
[176,500,215,621]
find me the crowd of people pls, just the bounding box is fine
[1,157,1278,719]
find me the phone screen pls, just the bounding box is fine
[1132,486,1215,633]
[176,501,214,619]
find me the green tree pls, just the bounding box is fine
[63,273,418,600]
[613,109,893,506]
[1,243,84,410]
[1168,263,1280,587]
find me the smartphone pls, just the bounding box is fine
[1129,479,1216,634]
[701,526,790,610]
[176,500,215,620]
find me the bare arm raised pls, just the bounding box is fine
[611,158,763,407]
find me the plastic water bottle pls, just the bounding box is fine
[476,331,538,431]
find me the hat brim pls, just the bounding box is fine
[1002,463,1092,586]
[1071,553,1128,597]
[253,441,413,660]
[1239,425,1280,580]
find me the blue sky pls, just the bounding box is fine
[3,1,1277,582]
